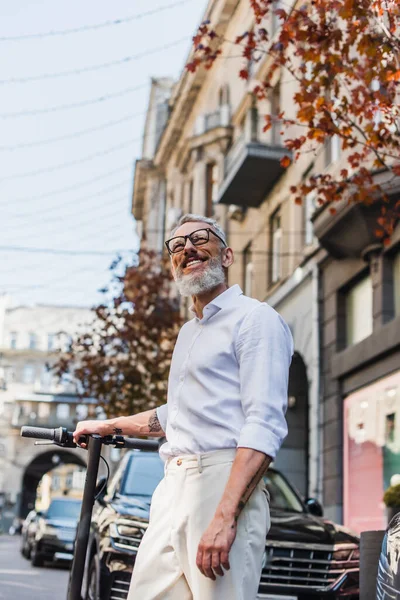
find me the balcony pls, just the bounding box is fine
[10,393,99,431]
[194,105,230,136]
[312,171,400,258]
[218,109,289,208]
[312,197,385,259]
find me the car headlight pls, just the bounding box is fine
[44,525,58,536]
[109,520,147,553]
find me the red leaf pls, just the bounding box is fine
[280,156,291,168]
[239,69,249,80]
[387,70,400,81]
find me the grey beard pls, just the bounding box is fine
[174,256,225,297]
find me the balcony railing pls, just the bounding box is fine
[11,415,79,430]
[218,109,289,208]
[194,105,230,137]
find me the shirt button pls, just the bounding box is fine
[177,459,182,466]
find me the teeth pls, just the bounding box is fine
[186,259,202,267]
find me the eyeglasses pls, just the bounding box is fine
[165,227,227,255]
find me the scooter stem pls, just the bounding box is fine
[67,435,103,600]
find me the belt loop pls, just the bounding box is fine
[197,454,203,474]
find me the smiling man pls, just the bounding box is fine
[73,214,293,600]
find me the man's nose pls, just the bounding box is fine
[183,237,196,252]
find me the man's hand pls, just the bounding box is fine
[196,514,236,580]
[73,420,111,447]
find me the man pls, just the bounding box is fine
[73,214,293,600]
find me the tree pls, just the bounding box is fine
[53,248,182,417]
[188,0,400,238]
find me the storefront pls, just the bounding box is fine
[344,371,400,534]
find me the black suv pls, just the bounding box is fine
[83,450,360,600]
[30,497,81,566]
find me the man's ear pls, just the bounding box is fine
[221,247,234,268]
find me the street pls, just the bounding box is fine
[0,534,70,600]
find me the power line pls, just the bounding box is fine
[0,113,142,151]
[2,181,130,220]
[0,138,136,182]
[0,0,195,41]
[0,164,133,207]
[0,246,134,256]
[0,37,188,85]
[1,194,130,239]
[0,120,170,203]
[0,83,149,118]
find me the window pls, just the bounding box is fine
[304,192,316,246]
[76,404,88,421]
[394,252,400,317]
[38,402,50,420]
[28,332,37,350]
[56,403,70,420]
[47,498,81,518]
[65,472,74,489]
[9,332,18,350]
[346,276,373,346]
[188,180,193,214]
[243,244,254,296]
[51,475,61,491]
[218,85,230,107]
[270,83,281,145]
[205,163,219,217]
[271,210,282,284]
[122,454,165,497]
[325,135,341,167]
[40,367,53,390]
[72,469,86,490]
[22,364,35,384]
[47,334,56,351]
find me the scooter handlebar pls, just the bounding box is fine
[20,425,65,443]
[20,425,159,451]
[123,438,160,451]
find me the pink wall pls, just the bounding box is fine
[343,371,400,535]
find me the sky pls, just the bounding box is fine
[0,0,207,308]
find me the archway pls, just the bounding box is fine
[274,351,309,496]
[19,449,86,519]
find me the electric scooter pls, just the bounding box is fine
[20,425,159,600]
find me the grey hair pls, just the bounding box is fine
[170,213,227,246]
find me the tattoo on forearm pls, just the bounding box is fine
[235,457,270,521]
[148,411,162,433]
[113,427,123,435]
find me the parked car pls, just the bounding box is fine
[30,497,81,567]
[82,449,360,600]
[20,509,39,559]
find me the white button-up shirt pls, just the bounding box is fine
[156,285,293,461]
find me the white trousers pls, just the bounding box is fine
[127,449,270,600]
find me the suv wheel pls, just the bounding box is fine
[31,544,44,567]
[86,556,99,600]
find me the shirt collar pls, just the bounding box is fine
[189,285,243,320]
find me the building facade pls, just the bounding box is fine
[132,0,331,502]
[132,0,400,528]
[313,197,400,529]
[0,295,97,528]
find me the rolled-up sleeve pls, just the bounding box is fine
[156,403,168,433]
[236,304,293,458]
